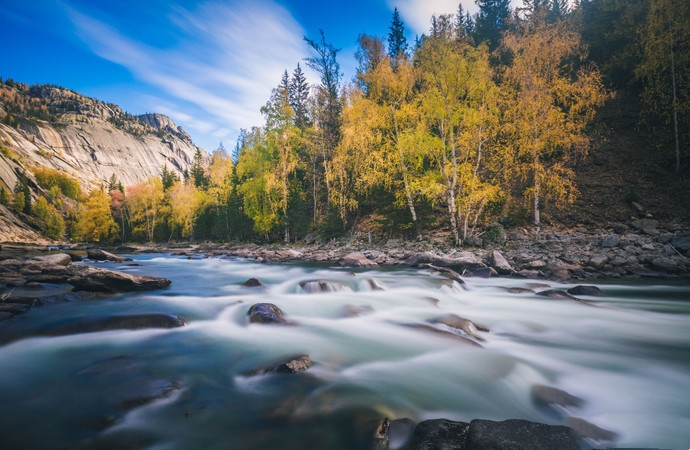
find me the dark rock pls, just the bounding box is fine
[67,252,83,262]
[482,222,507,247]
[565,417,618,444]
[588,254,608,269]
[651,257,679,272]
[299,280,347,293]
[601,234,620,248]
[466,419,580,450]
[87,249,133,262]
[0,311,14,321]
[247,303,290,325]
[531,385,584,410]
[408,418,470,450]
[0,302,31,315]
[536,289,579,300]
[389,418,416,450]
[431,313,489,342]
[65,265,171,292]
[671,234,690,252]
[242,277,264,287]
[567,285,605,296]
[464,267,497,278]
[631,218,659,232]
[372,418,390,450]
[365,279,385,290]
[44,313,186,336]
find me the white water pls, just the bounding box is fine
[1,254,689,449]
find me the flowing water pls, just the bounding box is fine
[1,254,689,449]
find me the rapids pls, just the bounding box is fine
[0,254,689,449]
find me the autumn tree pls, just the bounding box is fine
[73,189,119,243]
[126,177,165,241]
[501,19,608,233]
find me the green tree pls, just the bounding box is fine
[388,7,409,69]
[289,63,311,130]
[0,185,9,205]
[474,0,512,50]
[45,211,65,240]
[190,148,208,188]
[636,0,690,174]
[160,164,179,191]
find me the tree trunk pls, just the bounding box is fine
[667,3,681,174]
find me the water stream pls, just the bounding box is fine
[1,254,689,449]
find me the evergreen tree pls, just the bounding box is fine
[387,7,408,68]
[474,0,512,50]
[289,63,311,129]
[190,148,208,188]
[160,165,179,191]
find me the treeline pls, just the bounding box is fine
[5,0,687,245]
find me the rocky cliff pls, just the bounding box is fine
[0,80,208,242]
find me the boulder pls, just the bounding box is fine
[28,253,73,266]
[43,313,186,336]
[247,303,291,325]
[341,252,378,268]
[87,249,133,262]
[651,257,679,273]
[601,234,620,248]
[389,418,416,450]
[65,265,171,292]
[242,278,264,287]
[244,354,312,376]
[491,250,513,274]
[431,313,489,342]
[588,254,608,269]
[482,222,507,247]
[671,234,690,252]
[464,267,497,278]
[536,289,579,301]
[631,218,659,232]
[466,419,580,450]
[567,285,605,296]
[408,418,470,450]
[565,417,618,444]
[531,385,584,410]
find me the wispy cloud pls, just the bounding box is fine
[66,0,311,150]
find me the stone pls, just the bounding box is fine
[565,417,618,444]
[567,285,605,296]
[65,265,171,292]
[671,234,690,252]
[588,254,608,269]
[531,385,584,409]
[466,419,580,450]
[529,260,547,269]
[341,252,378,268]
[43,313,186,336]
[601,234,620,248]
[299,280,347,293]
[464,267,497,278]
[491,250,513,274]
[651,257,679,272]
[247,303,291,325]
[537,289,579,300]
[408,418,470,450]
[87,249,133,262]
[631,218,659,232]
[245,354,312,376]
[242,277,264,287]
[28,253,73,266]
[482,222,507,247]
[431,313,490,342]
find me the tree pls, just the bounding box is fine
[0,185,9,205]
[161,165,179,191]
[474,0,512,50]
[290,64,311,129]
[388,7,409,69]
[355,34,386,93]
[636,0,690,174]
[501,19,608,233]
[73,189,119,243]
[125,177,165,241]
[304,30,343,209]
[190,148,208,188]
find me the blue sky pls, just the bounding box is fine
[0,0,519,152]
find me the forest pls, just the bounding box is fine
[3,0,688,245]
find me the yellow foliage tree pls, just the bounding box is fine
[125,177,165,242]
[73,189,119,243]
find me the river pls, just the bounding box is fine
[1,254,689,449]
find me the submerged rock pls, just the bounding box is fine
[405,323,483,347]
[567,285,605,296]
[565,417,618,445]
[43,313,186,336]
[242,277,264,287]
[244,354,312,376]
[247,303,291,325]
[431,313,489,342]
[531,385,584,410]
[466,419,580,450]
[298,280,347,293]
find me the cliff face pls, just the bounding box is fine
[0,81,208,243]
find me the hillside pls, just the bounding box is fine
[0,80,207,242]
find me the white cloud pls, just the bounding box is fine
[67,0,311,151]
[386,0,477,36]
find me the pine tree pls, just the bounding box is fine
[289,63,311,129]
[474,0,512,50]
[387,7,408,68]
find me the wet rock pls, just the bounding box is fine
[0,302,31,315]
[464,267,497,278]
[431,313,489,342]
[365,279,385,290]
[601,234,620,248]
[245,354,312,376]
[247,303,291,325]
[536,289,579,300]
[408,418,470,450]
[531,385,584,410]
[341,252,378,268]
[565,417,618,445]
[242,277,264,287]
[43,313,186,336]
[28,253,73,266]
[87,249,133,262]
[344,304,375,317]
[406,324,483,347]
[298,280,347,293]
[651,257,679,272]
[372,418,390,450]
[491,250,513,275]
[389,418,416,450]
[0,311,14,321]
[567,285,605,296]
[65,265,171,292]
[466,419,580,450]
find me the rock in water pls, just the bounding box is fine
[65,265,171,292]
[87,249,133,262]
[298,280,347,293]
[247,303,291,325]
[431,313,489,342]
[531,385,584,410]
[408,419,470,449]
[244,354,312,376]
[43,313,186,336]
[491,250,513,274]
[567,285,605,296]
[466,419,580,450]
[242,277,264,287]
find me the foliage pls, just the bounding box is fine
[73,189,119,243]
[32,166,81,200]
